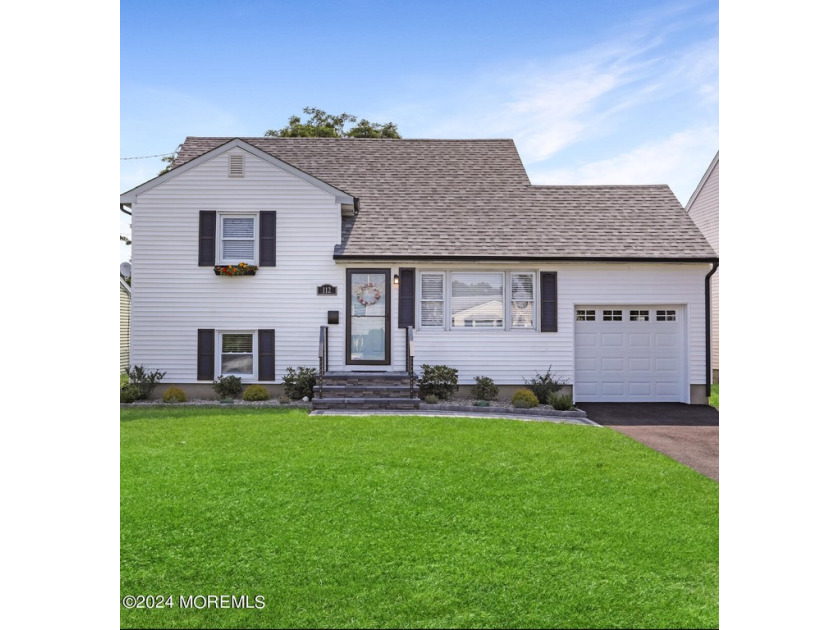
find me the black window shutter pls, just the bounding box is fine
[198,211,216,266]
[398,268,415,328]
[258,329,275,381]
[540,272,558,333]
[259,211,276,267]
[197,329,215,380]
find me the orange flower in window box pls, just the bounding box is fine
[214,263,258,276]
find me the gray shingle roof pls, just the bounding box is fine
[173,137,717,260]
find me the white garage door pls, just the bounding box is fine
[574,305,687,403]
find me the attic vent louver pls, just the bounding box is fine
[229,154,244,178]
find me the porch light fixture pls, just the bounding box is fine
[393,274,400,286]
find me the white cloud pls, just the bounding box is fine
[528,126,719,204]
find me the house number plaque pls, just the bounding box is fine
[317,284,337,296]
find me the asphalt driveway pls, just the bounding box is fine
[577,403,719,481]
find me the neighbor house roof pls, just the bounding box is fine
[169,137,718,261]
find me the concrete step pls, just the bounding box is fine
[311,397,420,410]
[322,384,411,398]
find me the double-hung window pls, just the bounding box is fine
[219,214,257,265]
[510,273,535,329]
[419,273,445,328]
[219,332,255,376]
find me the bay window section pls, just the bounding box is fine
[420,273,445,328]
[451,272,504,328]
[510,273,535,328]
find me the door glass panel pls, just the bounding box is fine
[350,272,387,362]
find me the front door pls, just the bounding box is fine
[346,269,391,366]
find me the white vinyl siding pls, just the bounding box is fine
[129,147,345,382]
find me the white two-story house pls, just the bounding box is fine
[120,137,718,405]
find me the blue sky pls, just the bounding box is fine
[121,0,718,260]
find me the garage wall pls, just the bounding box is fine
[559,263,707,386]
[407,261,709,388]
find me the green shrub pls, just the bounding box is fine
[162,386,188,403]
[511,388,539,409]
[473,400,490,407]
[283,367,316,400]
[125,365,167,400]
[547,391,575,411]
[418,364,459,400]
[524,366,567,404]
[213,375,243,399]
[120,383,141,403]
[473,376,499,401]
[424,394,439,404]
[243,384,270,401]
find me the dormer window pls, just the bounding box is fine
[228,154,245,177]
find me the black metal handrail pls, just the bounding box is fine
[318,326,328,398]
[405,326,415,398]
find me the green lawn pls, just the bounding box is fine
[121,408,718,629]
[710,384,719,408]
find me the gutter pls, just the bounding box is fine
[333,254,721,263]
[120,204,132,216]
[705,260,719,398]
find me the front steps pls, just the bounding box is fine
[311,371,419,410]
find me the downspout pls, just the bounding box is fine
[705,261,719,398]
[120,204,132,215]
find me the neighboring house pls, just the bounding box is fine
[685,152,719,383]
[120,278,131,373]
[120,137,718,404]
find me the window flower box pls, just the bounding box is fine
[214,263,258,276]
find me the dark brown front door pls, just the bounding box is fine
[346,269,390,366]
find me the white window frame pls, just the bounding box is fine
[416,270,541,331]
[450,271,505,330]
[217,330,256,379]
[418,272,446,329]
[509,271,536,330]
[217,213,258,265]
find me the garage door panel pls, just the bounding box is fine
[628,333,652,347]
[576,332,597,347]
[602,382,626,396]
[629,382,652,396]
[601,333,625,347]
[574,305,686,403]
[601,357,624,371]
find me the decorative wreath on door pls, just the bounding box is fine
[356,282,381,306]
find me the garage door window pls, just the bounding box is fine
[603,309,623,321]
[576,309,595,321]
[656,310,676,321]
[630,309,649,321]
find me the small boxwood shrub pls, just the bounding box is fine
[473,376,499,401]
[243,384,270,401]
[283,367,316,400]
[424,394,439,404]
[418,364,459,400]
[162,386,188,403]
[213,375,243,399]
[524,366,567,404]
[511,388,539,409]
[547,391,575,411]
[120,380,141,403]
